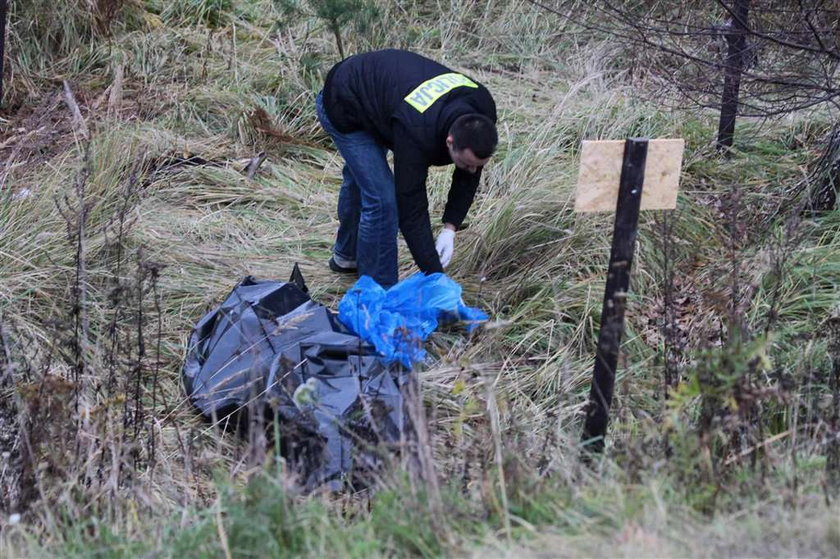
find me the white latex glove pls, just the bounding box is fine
[435,228,456,268]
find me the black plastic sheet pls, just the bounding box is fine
[182,268,407,489]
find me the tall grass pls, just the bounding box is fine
[1,1,839,556]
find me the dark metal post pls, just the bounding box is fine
[582,138,648,452]
[716,0,751,152]
[0,0,7,107]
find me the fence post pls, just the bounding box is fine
[582,138,648,452]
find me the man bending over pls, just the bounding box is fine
[316,49,498,287]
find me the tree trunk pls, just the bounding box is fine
[810,124,840,213]
[716,0,751,152]
[826,314,840,496]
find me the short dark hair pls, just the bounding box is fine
[449,114,498,159]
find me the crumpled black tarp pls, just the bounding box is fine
[182,267,407,489]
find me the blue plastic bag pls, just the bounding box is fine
[338,272,489,368]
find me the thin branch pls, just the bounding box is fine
[62,81,90,140]
[715,0,840,59]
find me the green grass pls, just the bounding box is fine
[2,0,840,557]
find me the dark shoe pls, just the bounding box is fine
[329,257,357,274]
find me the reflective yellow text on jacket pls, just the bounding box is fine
[404,73,479,113]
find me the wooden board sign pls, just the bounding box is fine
[575,139,684,213]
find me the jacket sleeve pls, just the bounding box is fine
[442,166,482,228]
[392,128,444,274]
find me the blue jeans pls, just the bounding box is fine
[316,92,399,287]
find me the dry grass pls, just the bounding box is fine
[1,1,839,556]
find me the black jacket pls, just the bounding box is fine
[322,49,497,274]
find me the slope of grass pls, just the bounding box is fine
[1,1,839,557]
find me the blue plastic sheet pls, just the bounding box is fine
[337,272,488,368]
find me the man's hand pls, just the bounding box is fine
[435,225,456,268]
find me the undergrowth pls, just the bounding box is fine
[1,1,839,557]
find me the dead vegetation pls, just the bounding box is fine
[0,1,839,557]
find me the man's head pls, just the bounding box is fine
[446,114,498,174]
